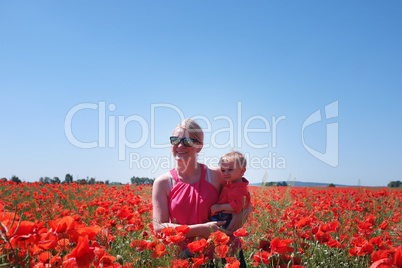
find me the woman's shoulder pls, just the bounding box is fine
[154,172,170,183]
[206,165,225,186]
[205,165,218,174]
[206,165,220,174]
[153,172,171,191]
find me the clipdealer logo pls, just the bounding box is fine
[301,101,339,167]
[64,101,339,172]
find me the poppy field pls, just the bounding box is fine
[0,181,401,267]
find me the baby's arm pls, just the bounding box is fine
[211,203,236,215]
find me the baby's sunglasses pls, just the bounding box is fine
[170,136,201,147]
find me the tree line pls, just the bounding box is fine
[263,181,288,187]
[1,174,155,186]
[130,176,154,185]
[388,180,402,188]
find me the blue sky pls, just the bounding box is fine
[1,1,401,186]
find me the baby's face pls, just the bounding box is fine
[220,161,245,183]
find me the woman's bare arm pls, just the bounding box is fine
[152,173,172,234]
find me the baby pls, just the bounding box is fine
[210,151,251,229]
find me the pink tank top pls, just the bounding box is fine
[169,164,219,225]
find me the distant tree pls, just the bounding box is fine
[39,177,52,184]
[0,177,7,182]
[130,176,154,185]
[88,178,96,185]
[44,177,51,184]
[276,181,287,187]
[105,180,110,185]
[52,177,60,184]
[64,174,73,184]
[264,181,287,186]
[11,175,21,184]
[328,183,336,187]
[77,179,86,185]
[388,180,401,188]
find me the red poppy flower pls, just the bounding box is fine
[233,228,249,237]
[315,231,331,243]
[116,208,131,219]
[188,238,207,253]
[167,233,186,243]
[126,221,144,232]
[358,243,375,256]
[130,239,148,251]
[74,226,101,240]
[175,225,190,235]
[152,243,166,258]
[99,255,117,268]
[65,235,95,267]
[57,238,70,249]
[172,259,189,268]
[147,240,157,250]
[48,216,76,233]
[371,250,392,263]
[209,231,230,246]
[327,239,340,248]
[192,254,207,265]
[349,242,374,257]
[270,238,294,254]
[225,257,240,268]
[161,227,175,237]
[215,244,229,259]
[39,251,51,263]
[7,220,36,237]
[296,217,311,228]
[318,223,331,233]
[252,250,271,266]
[379,220,389,230]
[329,221,339,232]
[36,232,58,250]
[50,254,62,268]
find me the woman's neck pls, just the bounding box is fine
[175,160,201,183]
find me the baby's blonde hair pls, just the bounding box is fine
[219,151,247,169]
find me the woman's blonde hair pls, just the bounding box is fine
[220,151,247,169]
[173,119,204,144]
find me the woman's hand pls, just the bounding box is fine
[198,221,226,238]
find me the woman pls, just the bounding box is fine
[152,119,250,266]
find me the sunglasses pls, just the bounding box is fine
[170,136,201,147]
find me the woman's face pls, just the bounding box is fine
[171,128,202,161]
